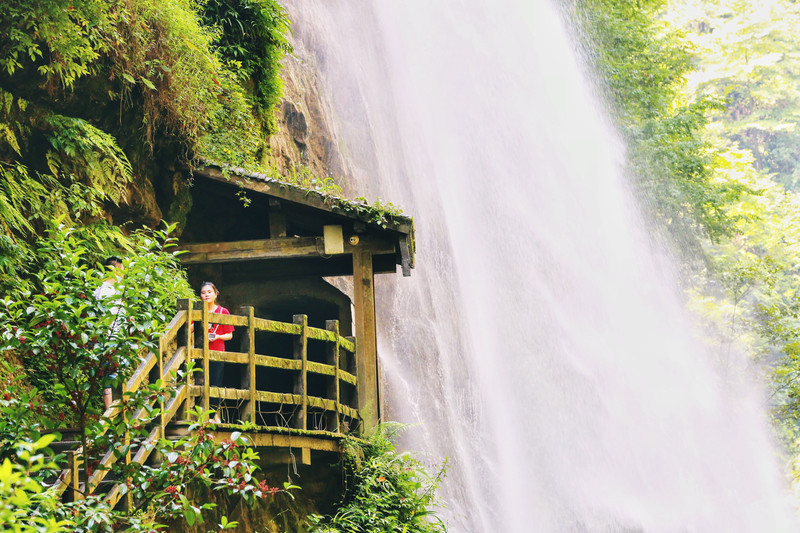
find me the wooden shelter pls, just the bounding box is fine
[176,162,415,430]
[50,163,416,507]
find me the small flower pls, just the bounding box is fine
[164,485,178,494]
[377,476,386,483]
[2,393,9,401]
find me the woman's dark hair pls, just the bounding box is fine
[103,256,122,268]
[200,281,219,295]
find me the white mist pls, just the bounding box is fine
[284,1,799,531]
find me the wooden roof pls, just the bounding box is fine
[178,162,415,277]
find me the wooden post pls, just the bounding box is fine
[269,198,287,238]
[201,303,210,417]
[68,450,81,501]
[326,320,341,434]
[293,314,308,431]
[238,306,257,423]
[157,335,165,437]
[122,382,133,511]
[179,298,194,419]
[353,249,379,431]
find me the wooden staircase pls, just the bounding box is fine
[52,307,189,507]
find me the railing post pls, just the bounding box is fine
[68,450,81,502]
[326,320,341,434]
[157,336,165,438]
[293,314,308,431]
[122,387,133,511]
[201,303,210,418]
[238,306,257,424]
[178,298,194,420]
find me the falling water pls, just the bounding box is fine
[284,1,799,531]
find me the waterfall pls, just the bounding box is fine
[284,1,799,531]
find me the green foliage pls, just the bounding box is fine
[196,67,264,168]
[573,0,691,121]
[200,0,293,135]
[575,0,800,501]
[110,0,231,148]
[0,224,191,401]
[0,361,57,461]
[0,88,137,295]
[0,221,193,503]
[570,0,744,246]
[268,164,344,196]
[309,424,446,533]
[667,0,800,190]
[0,161,51,237]
[0,383,292,531]
[351,198,405,230]
[0,0,294,239]
[42,114,132,206]
[0,0,112,88]
[0,436,72,532]
[119,412,297,527]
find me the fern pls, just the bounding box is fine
[0,162,48,237]
[43,115,132,205]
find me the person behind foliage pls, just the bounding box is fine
[199,281,234,422]
[93,256,124,410]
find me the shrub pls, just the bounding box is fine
[309,424,447,533]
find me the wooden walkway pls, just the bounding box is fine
[52,300,360,507]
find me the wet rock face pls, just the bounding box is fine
[115,175,163,227]
[265,30,347,181]
[284,101,309,148]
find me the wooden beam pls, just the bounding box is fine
[211,430,342,453]
[216,255,398,279]
[399,235,412,277]
[178,236,321,264]
[176,236,396,265]
[353,249,379,431]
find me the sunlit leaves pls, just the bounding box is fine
[0,0,112,88]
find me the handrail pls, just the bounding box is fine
[52,311,188,498]
[185,348,358,383]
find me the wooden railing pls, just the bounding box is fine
[184,299,359,433]
[52,307,190,507]
[52,300,359,507]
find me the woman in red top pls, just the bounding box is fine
[200,281,234,422]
